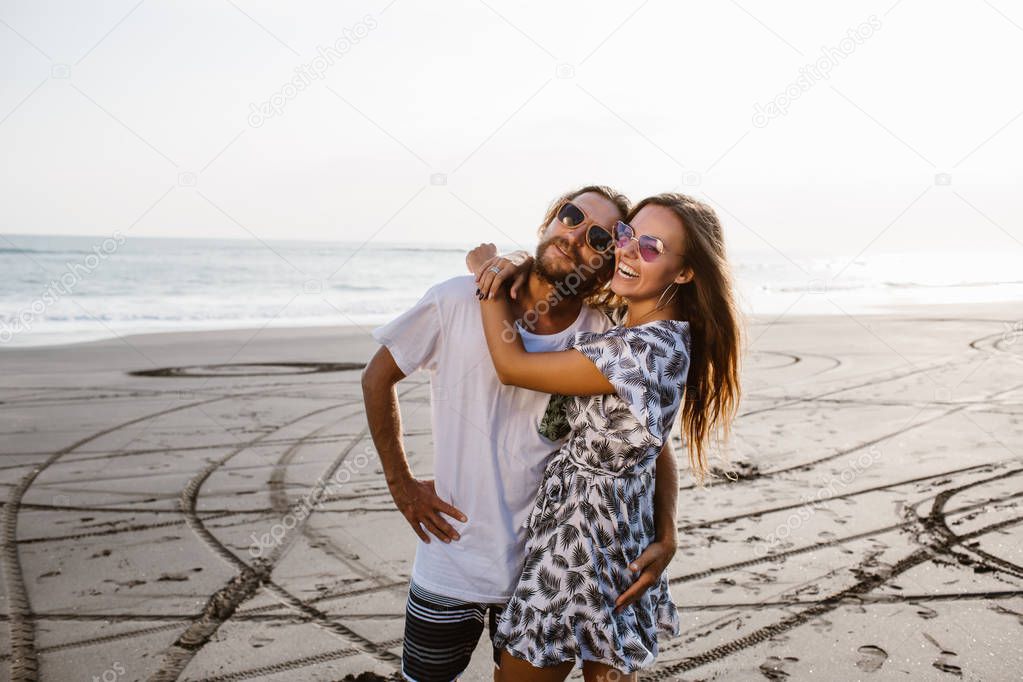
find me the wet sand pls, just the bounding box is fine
[1,302,1022,681]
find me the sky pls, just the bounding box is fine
[1,0,1022,259]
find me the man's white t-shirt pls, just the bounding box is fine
[372,275,612,603]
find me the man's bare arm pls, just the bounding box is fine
[361,346,466,543]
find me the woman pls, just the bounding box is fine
[469,193,743,681]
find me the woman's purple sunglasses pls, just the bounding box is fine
[614,221,683,262]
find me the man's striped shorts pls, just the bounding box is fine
[401,580,506,681]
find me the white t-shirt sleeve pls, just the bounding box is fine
[371,285,443,376]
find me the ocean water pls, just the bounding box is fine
[1,233,1021,347]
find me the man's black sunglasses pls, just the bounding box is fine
[556,202,614,253]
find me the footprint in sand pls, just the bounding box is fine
[855,645,888,672]
[759,656,799,679]
[924,633,963,677]
[932,651,962,677]
[249,634,274,649]
[991,604,1023,625]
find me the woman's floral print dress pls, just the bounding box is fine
[493,319,692,673]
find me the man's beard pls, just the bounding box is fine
[532,236,611,299]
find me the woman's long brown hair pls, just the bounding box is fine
[626,193,744,484]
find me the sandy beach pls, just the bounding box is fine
[1,301,1021,681]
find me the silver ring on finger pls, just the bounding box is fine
[488,266,501,275]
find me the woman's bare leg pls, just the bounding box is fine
[498,649,574,682]
[582,660,637,682]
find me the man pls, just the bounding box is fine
[361,186,680,682]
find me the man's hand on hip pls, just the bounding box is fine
[389,476,467,544]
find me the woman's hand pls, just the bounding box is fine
[474,249,533,300]
[613,537,677,613]
[466,242,498,273]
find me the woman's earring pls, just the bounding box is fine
[655,282,679,311]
